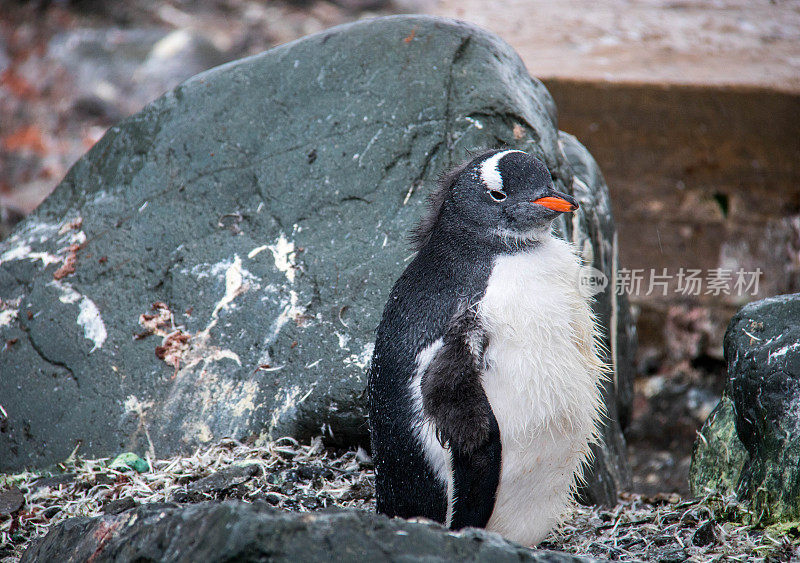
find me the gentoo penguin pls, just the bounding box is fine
[367,149,605,545]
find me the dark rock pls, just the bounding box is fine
[42,506,61,519]
[169,490,193,503]
[171,464,262,502]
[75,473,115,490]
[102,496,137,515]
[284,463,335,482]
[691,520,716,547]
[264,492,282,505]
[31,473,76,489]
[0,14,633,505]
[22,501,599,562]
[690,293,800,523]
[184,463,262,495]
[0,486,24,516]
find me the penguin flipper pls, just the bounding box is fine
[450,415,501,530]
[421,305,501,529]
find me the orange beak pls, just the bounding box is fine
[532,196,578,213]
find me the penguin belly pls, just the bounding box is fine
[477,237,603,546]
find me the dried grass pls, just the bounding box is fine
[545,492,800,562]
[1,438,798,562]
[0,437,373,561]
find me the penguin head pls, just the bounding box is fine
[412,149,578,251]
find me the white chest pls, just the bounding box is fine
[477,237,604,545]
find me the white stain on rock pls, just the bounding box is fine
[263,290,305,352]
[158,255,256,372]
[183,255,254,364]
[203,254,245,334]
[203,348,242,366]
[167,372,261,445]
[255,229,310,359]
[0,217,86,270]
[186,256,258,285]
[265,384,315,440]
[0,309,18,327]
[247,244,269,259]
[152,253,270,445]
[336,331,350,349]
[231,380,259,419]
[770,342,800,364]
[464,116,484,129]
[52,281,81,304]
[268,233,297,283]
[122,394,156,458]
[0,297,21,328]
[124,394,154,414]
[0,243,61,268]
[344,342,375,371]
[77,298,107,352]
[2,218,60,248]
[49,280,107,352]
[58,220,86,245]
[0,244,32,263]
[182,421,213,443]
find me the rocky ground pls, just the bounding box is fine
[2,438,798,562]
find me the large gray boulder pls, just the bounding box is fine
[22,502,599,562]
[691,293,800,523]
[0,15,633,502]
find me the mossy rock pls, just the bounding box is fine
[690,395,747,497]
[691,293,800,524]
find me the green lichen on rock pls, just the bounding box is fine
[690,395,748,497]
[108,452,149,473]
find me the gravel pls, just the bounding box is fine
[2,437,798,562]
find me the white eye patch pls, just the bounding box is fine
[479,150,526,192]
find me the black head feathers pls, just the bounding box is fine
[409,149,578,252]
[409,149,499,251]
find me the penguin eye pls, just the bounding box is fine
[488,190,506,202]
